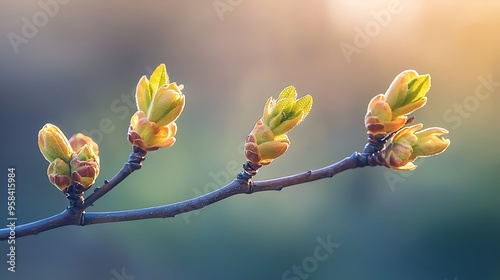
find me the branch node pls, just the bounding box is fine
[247,180,254,194]
[364,117,415,154]
[237,161,260,182]
[127,148,148,171]
[79,212,85,226]
[237,161,261,193]
[64,184,85,207]
[363,133,386,154]
[353,151,387,168]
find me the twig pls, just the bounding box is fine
[79,148,147,210]
[0,152,380,241]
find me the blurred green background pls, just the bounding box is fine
[1,1,499,279]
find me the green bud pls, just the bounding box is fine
[38,123,73,163]
[47,158,72,191]
[147,83,185,127]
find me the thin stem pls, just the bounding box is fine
[84,180,249,225]
[0,152,382,241]
[83,154,360,225]
[78,148,147,211]
[252,154,358,192]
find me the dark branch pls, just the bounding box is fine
[84,180,249,225]
[82,154,362,225]
[78,148,147,210]
[1,209,79,239]
[0,152,384,241]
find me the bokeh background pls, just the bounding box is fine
[1,1,499,279]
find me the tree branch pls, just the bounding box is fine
[79,148,147,210]
[0,152,377,241]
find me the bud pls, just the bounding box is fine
[136,64,169,113]
[262,86,312,136]
[75,144,100,181]
[129,64,185,151]
[70,153,100,191]
[39,124,101,192]
[47,158,72,191]
[412,127,450,158]
[38,123,73,162]
[128,111,177,151]
[384,70,430,118]
[365,70,430,136]
[365,94,408,136]
[244,86,312,166]
[66,132,100,190]
[147,83,185,127]
[135,64,185,121]
[136,75,153,114]
[382,123,450,170]
[75,144,98,162]
[69,133,99,158]
[244,121,290,166]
